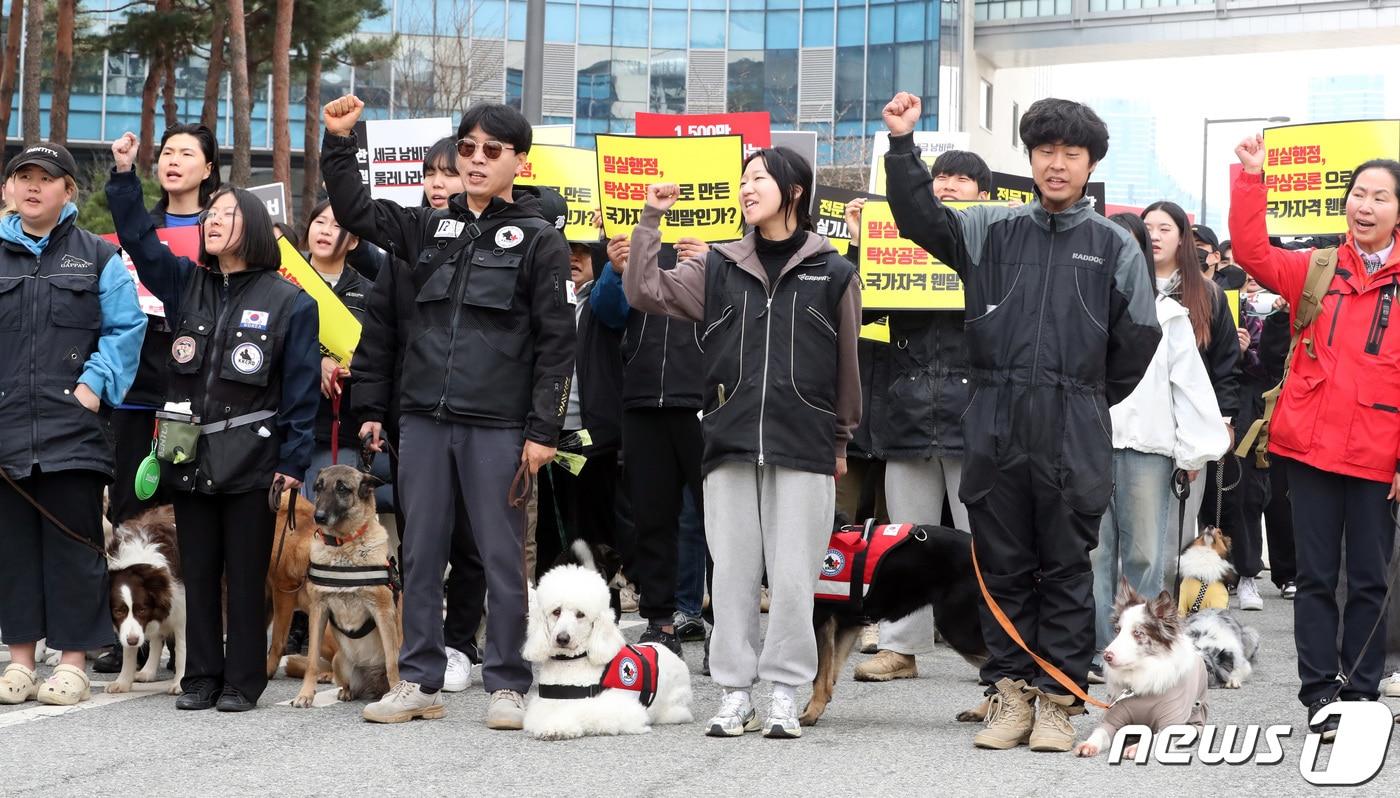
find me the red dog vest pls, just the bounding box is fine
[600,643,660,707]
[815,523,913,608]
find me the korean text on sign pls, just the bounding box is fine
[1261,120,1400,237]
[859,199,1008,311]
[595,134,744,244]
[517,144,600,242]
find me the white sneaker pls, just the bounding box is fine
[486,689,525,730]
[619,584,640,614]
[1238,577,1263,611]
[1383,672,1400,698]
[443,647,473,693]
[706,690,760,737]
[763,691,801,739]
[362,680,445,723]
[859,623,879,655]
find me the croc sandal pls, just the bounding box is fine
[36,664,91,706]
[0,663,38,704]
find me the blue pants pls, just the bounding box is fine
[1091,449,1175,657]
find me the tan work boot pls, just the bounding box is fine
[1028,689,1083,752]
[973,678,1034,749]
[858,623,880,654]
[854,650,917,682]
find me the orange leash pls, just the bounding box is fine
[971,540,1109,710]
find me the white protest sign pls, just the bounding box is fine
[366,117,453,206]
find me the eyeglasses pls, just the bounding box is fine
[456,138,516,160]
[199,208,239,225]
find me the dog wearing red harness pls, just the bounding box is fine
[523,564,692,740]
[805,520,989,726]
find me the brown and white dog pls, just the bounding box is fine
[106,505,186,694]
[1177,528,1234,617]
[265,489,338,680]
[290,465,403,708]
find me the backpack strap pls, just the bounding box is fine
[1234,247,1338,467]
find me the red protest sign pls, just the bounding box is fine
[634,112,771,153]
[102,226,202,318]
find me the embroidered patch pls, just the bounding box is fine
[495,225,524,249]
[58,254,92,270]
[239,309,269,330]
[618,656,639,687]
[435,219,465,239]
[231,342,264,374]
[820,548,846,578]
[171,335,197,364]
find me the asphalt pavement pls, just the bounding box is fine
[3,584,1398,796]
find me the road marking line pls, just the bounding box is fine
[0,681,175,730]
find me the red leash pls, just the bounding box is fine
[330,387,342,465]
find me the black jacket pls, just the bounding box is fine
[120,205,177,409]
[108,169,320,494]
[1203,283,1241,418]
[885,133,1161,514]
[871,312,972,460]
[312,264,369,448]
[574,279,624,453]
[322,131,575,445]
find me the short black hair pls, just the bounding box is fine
[273,222,300,250]
[154,124,221,214]
[303,198,355,258]
[199,186,281,272]
[930,150,992,193]
[742,146,814,233]
[456,103,532,155]
[1019,98,1110,164]
[1219,240,1232,255]
[1110,211,1152,269]
[422,136,459,174]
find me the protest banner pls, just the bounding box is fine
[860,316,891,344]
[533,124,576,146]
[248,182,288,226]
[868,131,970,194]
[101,226,201,318]
[813,185,873,244]
[991,171,1106,214]
[1261,120,1400,236]
[275,238,363,364]
[635,111,771,156]
[517,144,600,242]
[365,117,453,206]
[859,199,1010,310]
[352,120,370,186]
[596,134,743,244]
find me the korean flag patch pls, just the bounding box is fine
[239,309,269,330]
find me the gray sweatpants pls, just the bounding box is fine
[880,456,970,655]
[706,461,835,689]
[396,414,530,693]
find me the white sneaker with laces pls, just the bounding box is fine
[1383,672,1400,698]
[486,689,526,730]
[763,691,801,739]
[443,647,473,692]
[1238,577,1263,611]
[706,690,759,737]
[362,680,444,723]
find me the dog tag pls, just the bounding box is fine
[134,444,161,501]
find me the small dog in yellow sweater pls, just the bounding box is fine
[1177,529,1234,617]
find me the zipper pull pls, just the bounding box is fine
[222,272,230,288]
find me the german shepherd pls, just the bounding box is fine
[265,490,338,680]
[804,523,989,726]
[290,465,403,707]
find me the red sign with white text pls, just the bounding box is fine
[635,112,771,154]
[101,226,202,318]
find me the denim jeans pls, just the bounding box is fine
[675,486,706,619]
[1092,449,1174,655]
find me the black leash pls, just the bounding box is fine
[1171,468,1192,607]
[0,467,110,562]
[1326,499,1400,704]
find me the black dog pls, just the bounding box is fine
[550,539,627,620]
[804,522,988,726]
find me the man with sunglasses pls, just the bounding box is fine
[320,95,575,730]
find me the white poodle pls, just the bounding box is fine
[522,564,693,740]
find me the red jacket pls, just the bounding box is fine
[1229,170,1400,483]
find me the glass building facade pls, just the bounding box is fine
[4,0,954,167]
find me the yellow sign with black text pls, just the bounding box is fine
[276,239,363,365]
[859,200,1009,311]
[518,144,600,242]
[596,134,744,244]
[1261,120,1400,237]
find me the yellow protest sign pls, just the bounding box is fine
[859,200,1009,310]
[517,144,599,242]
[1261,120,1400,236]
[860,317,891,343]
[276,238,363,365]
[596,134,743,244]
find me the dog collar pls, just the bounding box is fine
[317,523,370,547]
[538,683,603,700]
[550,652,588,661]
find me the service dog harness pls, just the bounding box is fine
[814,520,918,611]
[306,522,402,640]
[537,644,661,707]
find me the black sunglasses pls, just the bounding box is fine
[456,138,516,160]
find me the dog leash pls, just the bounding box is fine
[1325,499,1400,705]
[970,540,1109,709]
[0,467,110,562]
[1171,468,1192,608]
[268,475,308,594]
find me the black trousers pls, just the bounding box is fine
[108,408,167,525]
[0,468,112,650]
[968,458,1099,697]
[535,445,622,576]
[1264,458,1297,587]
[621,408,703,623]
[172,490,274,701]
[1287,458,1395,705]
